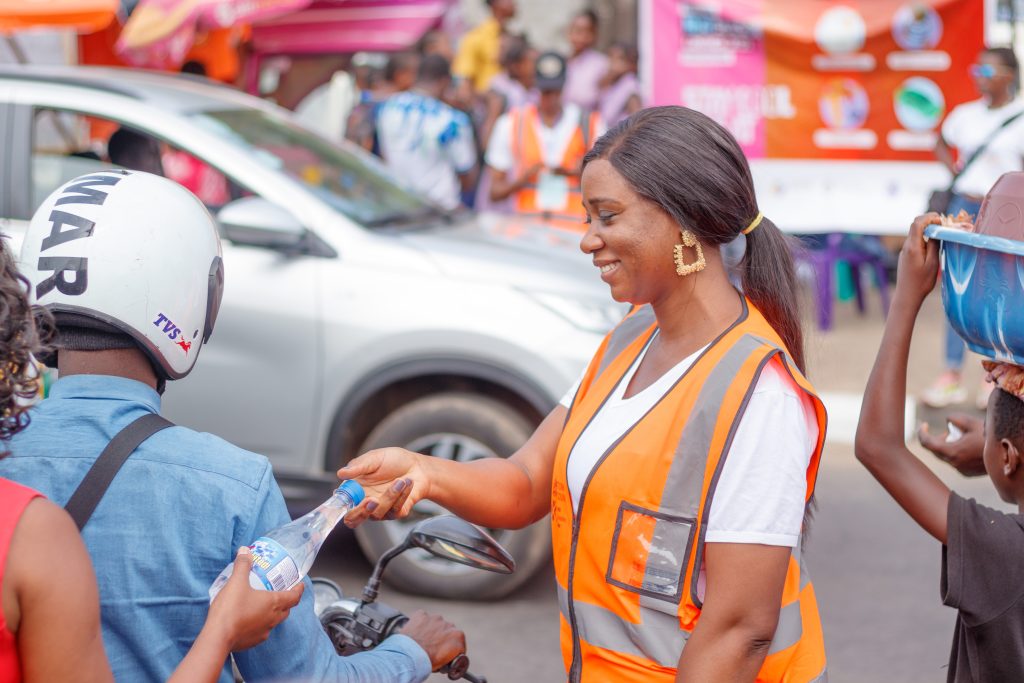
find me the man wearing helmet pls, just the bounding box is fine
[0,170,465,682]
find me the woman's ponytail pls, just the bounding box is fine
[740,217,806,373]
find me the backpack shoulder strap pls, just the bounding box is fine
[954,109,1024,181]
[64,413,174,531]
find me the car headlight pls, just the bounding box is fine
[524,291,629,334]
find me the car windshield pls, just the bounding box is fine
[190,108,440,227]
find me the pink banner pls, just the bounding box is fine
[642,0,984,161]
[647,0,767,156]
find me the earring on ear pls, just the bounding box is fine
[674,229,706,276]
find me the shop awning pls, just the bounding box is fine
[250,0,451,56]
[0,0,118,33]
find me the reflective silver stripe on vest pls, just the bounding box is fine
[558,584,689,668]
[658,334,768,521]
[570,333,775,666]
[809,666,828,682]
[768,590,803,655]
[596,305,656,376]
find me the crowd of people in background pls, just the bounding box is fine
[298,1,642,221]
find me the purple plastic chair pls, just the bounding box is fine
[797,233,891,331]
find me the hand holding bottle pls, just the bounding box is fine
[207,547,304,650]
[209,481,365,600]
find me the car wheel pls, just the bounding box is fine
[351,392,551,600]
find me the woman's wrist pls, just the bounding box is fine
[415,449,441,504]
[200,612,235,652]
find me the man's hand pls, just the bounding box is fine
[400,610,467,671]
[918,414,987,477]
[895,213,942,306]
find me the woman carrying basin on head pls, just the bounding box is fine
[341,106,828,682]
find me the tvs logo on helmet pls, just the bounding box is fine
[153,313,196,355]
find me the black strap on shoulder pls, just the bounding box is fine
[65,413,174,531]
[952,110,1024,183]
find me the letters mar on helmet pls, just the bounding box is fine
[35,170,132,300]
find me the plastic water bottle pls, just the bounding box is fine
[208,480,365,600]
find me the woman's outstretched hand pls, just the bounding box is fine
[338,447,429,527]
[895,213,942,306]
[207,547,304,651]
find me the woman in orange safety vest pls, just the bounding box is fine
[341,106,829,682]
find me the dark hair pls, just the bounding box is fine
[582,106,806,372]
[417,30,447,56]
[500,34,531,69]
[384,52,419,83]
[107,127,163,175]
[418,54,451,83]
[577,9,599,29]
[609,41,638,64]
[0,239,52,455]
[992,387,1024,444]
[181,60,207,76]
[985,46,1019,75]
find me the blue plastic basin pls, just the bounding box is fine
[924,224,1024,364]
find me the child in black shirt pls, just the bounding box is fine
[855,213,1024,683]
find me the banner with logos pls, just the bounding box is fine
[641,0,985,161]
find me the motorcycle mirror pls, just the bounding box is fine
[311,577,344,614]
[408,515,516,574]
[362,515,517,604]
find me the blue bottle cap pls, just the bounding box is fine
[337,479,365,506]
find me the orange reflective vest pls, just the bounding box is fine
[508,104,600,225]
[551,300,828,682]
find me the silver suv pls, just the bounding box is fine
[0,66,622,598]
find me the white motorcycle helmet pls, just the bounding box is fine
[19,170,224,382]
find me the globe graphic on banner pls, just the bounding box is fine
[892,3,943,51]
[819,79,870,129]
[814,6,867,55]
[894,77,946,131]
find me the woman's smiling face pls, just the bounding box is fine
[580,159,685,305]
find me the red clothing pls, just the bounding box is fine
[0,478,42,682]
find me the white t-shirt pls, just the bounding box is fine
[559,333,819,550]
[941,97,1024,197]
[376,91,477,210]
[485,103,605,172]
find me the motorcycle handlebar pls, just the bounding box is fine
[439,653,486,682]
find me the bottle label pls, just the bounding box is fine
[249,537,300,591]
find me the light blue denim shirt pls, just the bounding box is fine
[0,375,431,683]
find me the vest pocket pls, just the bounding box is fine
[605,500,696,603]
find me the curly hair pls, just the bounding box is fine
[0,238,53,456]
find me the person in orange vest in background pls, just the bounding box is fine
[484,51,604,227]
[341,106,829,682]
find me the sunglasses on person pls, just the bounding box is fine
[970,63,1009,79]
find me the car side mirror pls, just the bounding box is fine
[217,197,306,251]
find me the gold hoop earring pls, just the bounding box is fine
[674,229,706,277]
